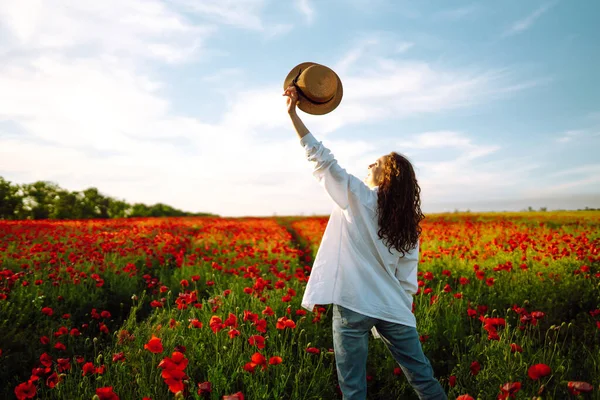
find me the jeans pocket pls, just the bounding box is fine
[336,305,371,329]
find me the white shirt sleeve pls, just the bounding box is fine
[300,132,374,210]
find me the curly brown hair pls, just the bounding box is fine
[376,152,425,255]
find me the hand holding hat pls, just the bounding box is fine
[283,62,343,115]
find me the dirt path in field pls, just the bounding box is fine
[274,217,315,266]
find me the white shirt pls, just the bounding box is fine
[299,132,419,329]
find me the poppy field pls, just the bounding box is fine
[0,212,599,399]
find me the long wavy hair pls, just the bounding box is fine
[376,152,425,255]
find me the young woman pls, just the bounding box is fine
[284,85,447,400]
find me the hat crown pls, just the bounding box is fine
[296,65,338,103]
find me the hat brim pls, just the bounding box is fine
[283,62,343,115]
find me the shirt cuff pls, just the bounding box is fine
[300,132,319,148]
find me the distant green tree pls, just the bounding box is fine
[51,190,83,220]
[107,198,130,219]
[0,177,22,219]
[19,181,61,219]
[129,203,151,217]
[0,176,218,220]
[78,188,109,219]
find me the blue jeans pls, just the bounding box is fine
[332,304,447,400]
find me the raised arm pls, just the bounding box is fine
[284,86,374,210]
[285,86,310,140]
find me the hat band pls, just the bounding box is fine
[292,69,335,105]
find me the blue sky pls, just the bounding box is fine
[0,0,599,216]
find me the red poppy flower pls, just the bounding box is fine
[209,316,224,333]
[224,313,238,328]
[14,380,36,400]
[456,396,474,400]
[251,352,266,366]
[243,311,258,322]
[254,319,267,333]
[31,367,49,379]
[498,382,521,399]
[567,381,593,395]
[40,353,52,367]
[449,375,456,387]
[281,294,292,302]
[189,318,203,329]
[46,372,60,388]
[112,352,125,363]
[82,362,96,376]
[159,352,189,371]
[150,300,163,308]
[531,311,545,319]
[269,356,282,365]
[223,392,244,400]
[56,358,71,372]
[96,386,119,400]
[40,336,50,344]
[197,381,212,395]
[262,306,274,316]
[162,369,186,393]
[527,364,551,380]
[393,367,402,376]
[228,328,240,339]
[306,347,320,354]
[470,361,480,376]
[510,343,523,353]
[243,362,256,373]
[248,335,265,349]
[144,335,163,354]
[41,307,53,316]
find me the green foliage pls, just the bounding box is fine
[0,176,218,220]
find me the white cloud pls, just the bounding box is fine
[395,42,415,54]
[0,0,212,64]
[504,1,558,37]
[549,164,600,177]
[525,174,600,197]
[433,5,479,21]
[397,131,473,149]
[556,129,599,143]
[295,0,315,24]
[171,0,266,31]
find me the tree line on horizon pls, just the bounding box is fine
[0,176,218,220]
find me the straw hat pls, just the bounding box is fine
[283,62,343,115]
